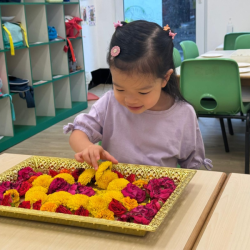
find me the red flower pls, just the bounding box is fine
[18,201,31,209]
[133,215,151,225]
[122,183,146,203]
[56,205,72,214]
[126,174,136,183]
[145,199,162,214]
[17,167,36,181]
[18,181,32,196]
[108,199,127,216]
[33,200,42,210]
[75,206,89,216]
[48,169,59,177]
[112,170,124,178]
[1,194,12,206]
[72,168,85,181]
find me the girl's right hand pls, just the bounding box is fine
[74,145,118,170]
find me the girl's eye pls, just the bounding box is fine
[116,89,124,92]
[139,92,150,95]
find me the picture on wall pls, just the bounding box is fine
[81,6,88,25]
[88,5,96,26]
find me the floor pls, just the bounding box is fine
[2,84,247,174]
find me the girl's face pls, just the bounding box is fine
[111,67,173,114]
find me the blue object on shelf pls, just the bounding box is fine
[48,26,58,41]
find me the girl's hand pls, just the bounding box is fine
[74,145,118,170]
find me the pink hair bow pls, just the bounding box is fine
[169,30,177,40]
[114,21,123,29]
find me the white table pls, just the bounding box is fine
[215,44,224,51]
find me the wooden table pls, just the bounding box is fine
[0,153,226,250]
[194,173,250,250]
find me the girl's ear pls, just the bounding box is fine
[161,69,173,88]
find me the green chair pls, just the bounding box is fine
[180,41,199,60]
[235,34,250,49]
[173,48,182,68]
[180,58,250,174]
[224,32,250,50]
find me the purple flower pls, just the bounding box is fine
[48,178,71,194]
[121,183,146,203]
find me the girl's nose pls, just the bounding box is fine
[125,96,138,105]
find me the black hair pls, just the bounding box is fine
[107,20,186,102]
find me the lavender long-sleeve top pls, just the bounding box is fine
[64,91,212,170]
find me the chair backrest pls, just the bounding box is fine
[224,32,250,50]
[235,34,250,49]
[173,48,182,68]
[180,58,243,115]
[180,41,199,60]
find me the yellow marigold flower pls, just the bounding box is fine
[132,179,148,189]
[93,189,106,196]
[25,191,47,204]
[4,189,20,204]
[66,194,89,211]
[101,190,124,203]
[53,173,75,185]
[32,174,53,189]
[78,169,95,186]
[95,209,114,220]
[122,197,138,211]
[96,170,118,189]
[40,202,58,212]
[95,161,112,181]
[87,196,109,216]
[46,191,72,206]
[107,178,129,191]
[26,186,48,196]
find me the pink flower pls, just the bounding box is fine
[68,183,95,196]
[133,215,151,225]
[110,46,120,57]
[113,21,123,29]
[17,167,36,181]
[48,178,71,194]
[145,199,162,214]
[122,183,146,203]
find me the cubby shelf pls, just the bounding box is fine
[0,1,87,152]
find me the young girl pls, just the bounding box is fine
[64,20,212,171]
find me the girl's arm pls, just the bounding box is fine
[69,130,93,153]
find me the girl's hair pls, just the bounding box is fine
[107,20,186,102]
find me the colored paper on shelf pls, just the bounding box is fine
[0,136,4,140]
[33,81,47,86]
[53,75,64,79]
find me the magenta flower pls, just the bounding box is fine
[48,178,71,194]
[17,167,36,181]
[121,183,146,203]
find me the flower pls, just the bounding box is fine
[96,170,118,189]
[101,190,124,203]
[0,181,12,201]
[72,168,85,181]
[95,209,114,220]
[46,191,72,206]
[26,186,48,195]
[78,169,95,186]
[56,205,72,214]
[121,197,138,211]
[145,199,162,214]
[59,169,71,174]
[163,24,170,31]
[27,176,38,184]
[107,178,129,191]
[132,180,148,189]
[133,214,151,225]
[48,169,59,177]
[112,170,124,178]
[108,199,127,217]
[18,201,31,209]
[113,21,123,29]
[53,173,74,185]
[25,191,47,204]
[17,167,36,181]
[117,214,131,222]
[48,178,71,194]
[126,174,136,183]
[33,200,42,210]
[18,181,32,196]
[75,206,89,216]
[87,196,109,216]
[66,194,89,211]
[32,175,53,189]
[4,189,20,204]
[69,183,95,196]
[1,194,12,206]
[169,30,177,40]
[110,46,120,57]
[122,183,146,203]
[95,161,112,182]
[40,202,58,212]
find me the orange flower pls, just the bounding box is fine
[27,176,38,184]
[40,202,58,212]
[163,24,170,31]
[60,169,71,174]
[122,197,138,211]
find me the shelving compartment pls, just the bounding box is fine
[46,4,65,41]
[0,97,14,137]
[30,45,52,85]
[1,5,28,50]
[53,77,72,116]
[0,52,9,95]
[25,5,49,45]
[0,8,4,51]
[70,72,86,102]
[68,38,84,73]
[50,41,69,77]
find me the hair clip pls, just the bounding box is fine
[163,24,170,31]
[114,21,123,29]
[169,30,177,40]
[111,46,120,57]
